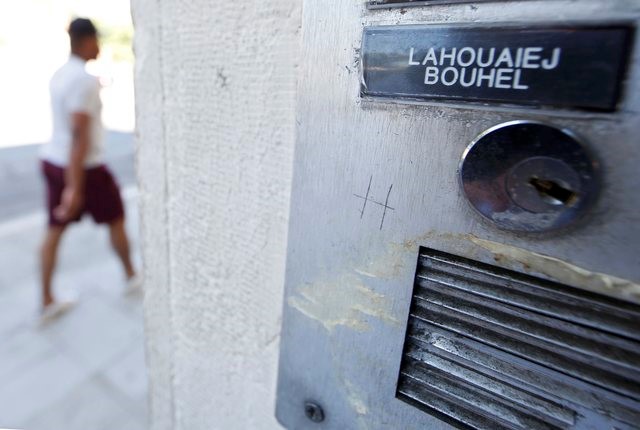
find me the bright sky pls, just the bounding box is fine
[0,0,134,147]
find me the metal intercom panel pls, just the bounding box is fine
[368,0,502,8]
[276,1,640,429]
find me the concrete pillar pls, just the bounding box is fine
[131,1,300,428]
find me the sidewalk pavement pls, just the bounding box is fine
[0,132,136,223]
[0,187,147,430]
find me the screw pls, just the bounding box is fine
[304,401,325,423]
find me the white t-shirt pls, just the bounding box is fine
[41,55,103,167]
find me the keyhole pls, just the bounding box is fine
[529,177,579,207]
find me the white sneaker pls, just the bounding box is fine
[39,301,75,327]
[125,274,144,296]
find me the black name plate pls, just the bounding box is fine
[361,25,633,111]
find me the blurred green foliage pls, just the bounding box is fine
[96,21,133,63]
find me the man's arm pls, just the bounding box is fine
[53,112,91,221]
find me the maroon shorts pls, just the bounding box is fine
[42,160,125,227]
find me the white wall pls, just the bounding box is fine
[131,1,300,428]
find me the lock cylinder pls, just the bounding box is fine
[459,121,600,233]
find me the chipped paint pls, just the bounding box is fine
[353,268,380,278]
[330,346,371,429]
[469,235,640,303]
[398,229,640,303]
[288,274,398,332]
[345,380,369,416]
[344,379,369,430]
[354,242,417,279]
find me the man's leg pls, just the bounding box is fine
[40,225,66,308]
[108,217,136,279]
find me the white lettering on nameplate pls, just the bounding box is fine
[407,46,562,90]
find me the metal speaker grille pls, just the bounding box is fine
[397,247,640,430]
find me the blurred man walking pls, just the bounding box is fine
[39,18,139,323]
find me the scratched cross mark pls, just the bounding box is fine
[354,175,395,230]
